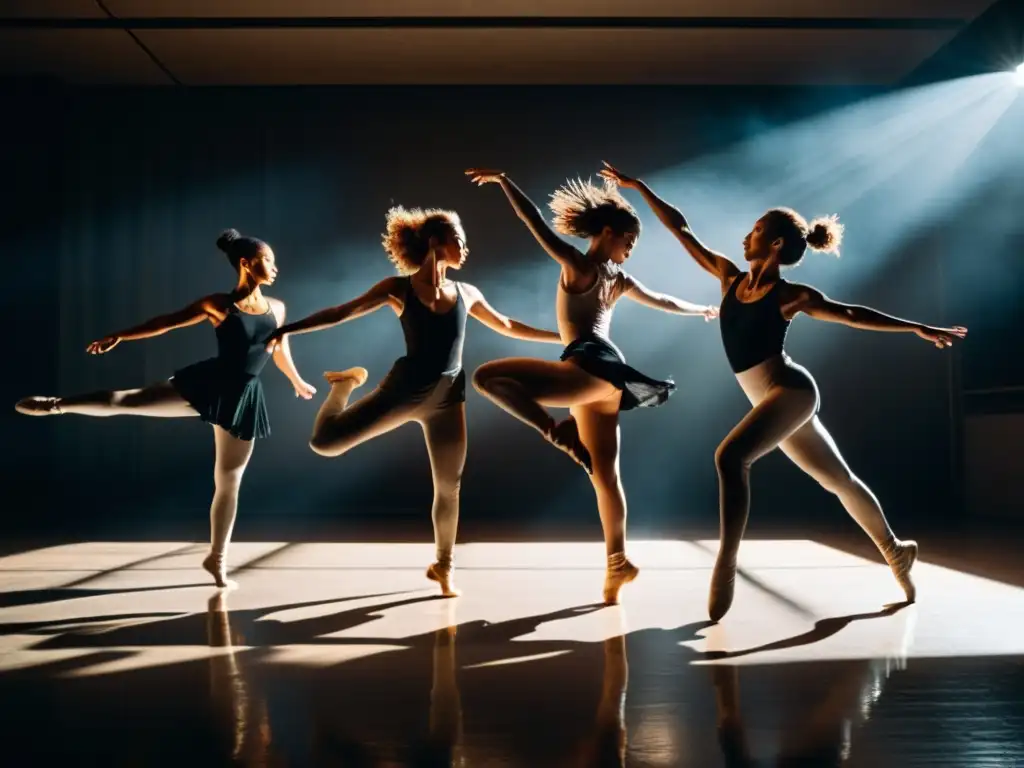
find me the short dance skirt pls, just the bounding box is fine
[171,358,270,441]
[561,336,676,411]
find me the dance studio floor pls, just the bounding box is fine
[0,536,1022,766]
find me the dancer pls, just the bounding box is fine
[599,161,967,620]
[15,229,315,588]
[465,169,718,604]
[264,206,562,597]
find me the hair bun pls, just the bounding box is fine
[216,228,241,253]
[805,215,843,255]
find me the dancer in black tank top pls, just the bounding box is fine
[15,229,316,588]
[268,206,562,596]
[601,162,968,620]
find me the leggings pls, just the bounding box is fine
[714,354,898,566]
[309,365,467,562]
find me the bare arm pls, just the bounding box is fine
[465,169,583,270]
[599,162,740,284]
[462,283,562,344]
[86,295,218,354]
[270,277,399,341]
[623,277,719,320]
[267,299,316,399]
[788,284,967,347]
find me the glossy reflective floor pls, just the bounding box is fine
[1,538,1022,766]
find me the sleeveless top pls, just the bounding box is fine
[719,274,792,373]
[556,261,635,344]
[215,303,278,377]
[399,277,468,377]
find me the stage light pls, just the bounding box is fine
[1016,62,1024,87]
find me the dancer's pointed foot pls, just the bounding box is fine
[708,557,737,622]
[426,561,461,598]
[546,416,593,474]
[885,539,918,603]
[15,396,62,416]
[324,367,369,387]
[603,554,638,605]
[202,551,236,590]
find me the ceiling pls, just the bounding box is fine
[0,1,999,86]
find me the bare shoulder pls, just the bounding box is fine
[199,292,233,316]
[455,280,483,303]
[263,295,287,324]
[778,281,821,318]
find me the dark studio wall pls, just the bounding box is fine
[2,82,991,539]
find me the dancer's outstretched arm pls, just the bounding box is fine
[266,298,316,399]
[623,278,719,320]
[465,169,585,270]
[461,283,562,344]
[599,162,740,284]
[86,294,221,355]
[784,284,967,347]
[266,277,401,350]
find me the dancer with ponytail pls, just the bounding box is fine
[465,169,718,604]
[265,206,562,597]
[599,161,967,620]
[15,229,316,588]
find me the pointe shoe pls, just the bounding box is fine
[708,557,737,622]
[15,396,62,416]
[546,417,593,474]
[426,561,461,598]
[885,540,918,603]
[603,558,639,605]
[202,552,235,590]
[324,367,369,387]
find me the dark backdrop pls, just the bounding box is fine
[4,82,1013,539]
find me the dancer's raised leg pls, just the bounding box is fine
[420,404,467,597]
[574,397,638,604]
[473,357,617,473]
[203,426,256,588]
[309,370,414,457]
[16,381,198,418]
[780,416,917,601]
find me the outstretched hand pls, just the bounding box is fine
[915,325,967,349]
[703,305,720,322]
[598,161,640,189]
[293,379,317,400]
[465,168,506,185]
[86,335,121,355]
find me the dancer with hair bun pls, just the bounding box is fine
[600,161,967,620]
[15,229,315,588]
[266,206,562,597]
[466,169,719,605]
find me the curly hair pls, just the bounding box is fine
[382,206,465,275]
[762,208,844,267]
[548,178,641,239]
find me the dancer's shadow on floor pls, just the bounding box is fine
[703,601,912,661]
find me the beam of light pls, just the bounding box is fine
[1016,62,1024,87]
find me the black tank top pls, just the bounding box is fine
[399,278,467,377]
[719,275,791,373]
[215,303,278,377]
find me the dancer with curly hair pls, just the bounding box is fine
[15,229,316,588]
[600,161,967,620]
[265,206,562,597]
[465,169,718,604]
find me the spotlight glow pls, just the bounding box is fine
[1016,62,1024,87]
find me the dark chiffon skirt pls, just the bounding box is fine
[561,336,676,411]
[171,358,270,441]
